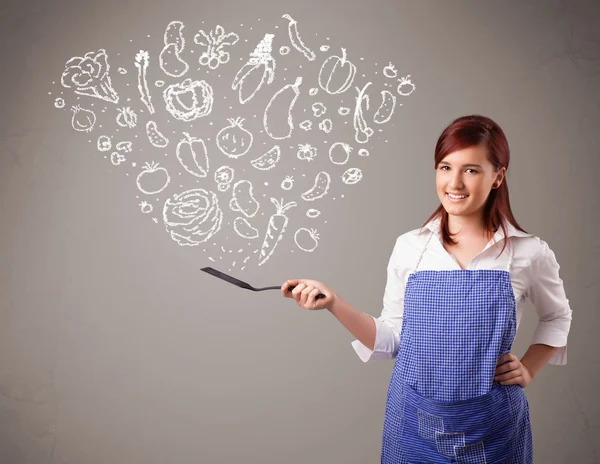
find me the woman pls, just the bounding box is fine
[281,115,572,463]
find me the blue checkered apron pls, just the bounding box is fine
[381,234,533,463]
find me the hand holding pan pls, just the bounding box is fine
[201,267,326,299]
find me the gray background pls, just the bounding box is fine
[1,0,599,463]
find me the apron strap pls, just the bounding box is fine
[414,230,435,273]
[505,238,514,272]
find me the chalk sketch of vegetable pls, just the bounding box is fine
[233,217,259,239]
[232,34,276,104]
[159,21,189,78]
[318,48,356,95]
[319,118,333,134]
[383,62,398,79]
[61,49,119,103]
[163,79,214,121]
[258,198,297,266]
[301,171,331,201]
[136,162,170,195]
[299,120,312,131]
[116,107,138,128]
[110,152,126,166]
[312,102,326,117]
[139,201,153,214]
[54,98,65,109]
[263,76,302,140]
[251,145,281,171]
[116,141,132,153]
[342,167,363,185]
[97,135,111,152]
[294,228,320,252]
[282,14,316,61]
[373,90,397,124]
[71,105,96,132]
[338,106,351,116]
[163,189,223,246]
[134,51,155,114]
[306,209,321,218]
[297,144,317,162]
[353,82,374,144]
[176,132,209,178]
[397,74,416,96]
[229,180,260,219]
[194,25,239,70]
[214,166,234,192]
[281,175,294,190]
[329,142,352,165]
[146,121,169,148]
[216,117,253,158]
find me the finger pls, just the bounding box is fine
[300,285,315,306]
[292,283,307,300]
[282,280,297,296]
[499,376,522,386]
[495,360,521,375]
[307,287,322,308]
[495,369,521,382]
[496,352,516,366]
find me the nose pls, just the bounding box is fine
[449,171,464,189]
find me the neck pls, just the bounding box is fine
[447,212,491,239]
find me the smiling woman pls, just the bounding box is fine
[282,114,573,463]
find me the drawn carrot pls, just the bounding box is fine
[258,198,297,266]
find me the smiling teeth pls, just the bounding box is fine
[448,193,467,199]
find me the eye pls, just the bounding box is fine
[439,165,450,171]
[466,168,478,174]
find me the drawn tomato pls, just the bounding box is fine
[136,162,170,195]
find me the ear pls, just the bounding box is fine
[493,167,506,189]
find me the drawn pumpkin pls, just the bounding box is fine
[216,117,253,158]
[318,48,356,95]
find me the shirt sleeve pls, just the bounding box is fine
[351,236,407,362]
[526,238,573,365]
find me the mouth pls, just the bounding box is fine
[446,192,469,202]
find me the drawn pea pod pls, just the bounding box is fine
[263,76,302,140]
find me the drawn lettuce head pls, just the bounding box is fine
[61,49,119,104]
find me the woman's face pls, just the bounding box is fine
[435,145,505,220]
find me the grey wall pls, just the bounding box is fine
[1,0,599,463]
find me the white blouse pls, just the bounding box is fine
[351,216,573,366]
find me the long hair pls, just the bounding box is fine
[423,115,527,256]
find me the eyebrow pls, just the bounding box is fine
[439,161,483,168]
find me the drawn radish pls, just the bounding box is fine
[258,198,297,266]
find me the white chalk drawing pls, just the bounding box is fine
[116,141,132,152]
[152,217,158,224]
[353,82,375,144]
[97,135,112,152]
[279,46,290,55]
[301,171,331,201]
[164,79,214,121]
[71,106,96,132]
[195,25,239,70]
[306,208,321,218]
[216,117,253,158]
[176,132,209,178]
[118,67,127,75]
[297,143,317,162]
[251,145,281,171]
[159,21,189,77]
[338,106,351,116]
[320,45,330,52]
[358,148,370,157]
[134,51,155,115]
[383,62,398,79]
[139,201,153,214]
[319,118,333,133]
[281,175,294,190]
[61,49,119,103]
[342,167,363,185]
[155,80,165,87]
[263,76,302,140]
[318,48,356,95]
[229,180,259,218]
[111,152,126,165]
[397,75,416,96]
[163,188,223,246]
[294,228,320,252]
[312,102,326,117]
[136,162,171,194]
[329,142,352,165]
[309,87,319,96]
[232,34,276,105]
[282,14,316,61]
[233,216,259,239]
[116,107,138,128]
[373,90,397,124]
[54,98,65,109]
[258,198,297,266]
[146,120,169,147]
[299,120,312,131]
[214,166,235,192]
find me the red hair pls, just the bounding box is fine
[423,115,527,256]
